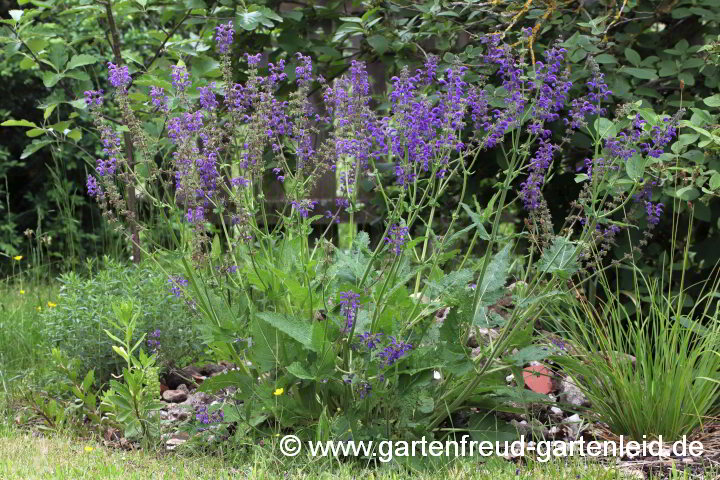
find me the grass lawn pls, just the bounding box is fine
[0,422,691,480]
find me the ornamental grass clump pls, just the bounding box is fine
[549,253,720,441]
[556,272,720,441]
[81,24,686,443]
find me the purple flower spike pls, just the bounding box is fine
[171,64,191,92]
[384,224,410,255]
[107,62,130,89]
[357,382,372,399]
[295,53,313,86]
[84,89,104,108]
[290,199,317,218]
[86,176,103,199]
[646,202,664,226]
[150,86,169,112]
[245,53,262,66]
[377,336,413,366]
[339,291,360,332]
[168,275,189,298]
[215,21,234,54]
[356,332,383,351]
[197,82,218,111]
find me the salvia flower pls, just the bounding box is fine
[384,224,410,255]
[171,64,191,92]
[519,139,557,210]
[290,199,317,218]
[295,53,313,86]
[195,405,223,424]
[147,329,161,354]
[168,275,189,297]
[197,82,218,111]
[86,176,103,199]
[186,206,205,224]
[245,53,262,66]
[84,89,104,108]
[107,62,130,89]
[357,382,372,399]
[356,332,383,351]
[377,336,413,366]
[149,86,169,112]
[339,291,360,332]
[230,177,250,188]
[646,201,664,225]
[214,21,234,54]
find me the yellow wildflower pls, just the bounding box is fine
[84,446,93,453]
[273,387,284,396]
[47,301,57,308]
[13,255,22,261]
[36,306,42,312]
[19,290,25,295]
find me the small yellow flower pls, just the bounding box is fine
[36,306,42,312]
[273,387,284,396]
[84,446,93,453]
[47,301,57,308]
[13,255,22,261]
[19,290,25,295]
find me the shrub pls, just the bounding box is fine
[79,24,692,444]
[42,258,201,383]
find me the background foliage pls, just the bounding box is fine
[2,0,720,287]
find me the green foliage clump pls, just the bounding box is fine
[551,267,720,441]
[41,258,201,383]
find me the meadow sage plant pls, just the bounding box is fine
[83,26,683,443]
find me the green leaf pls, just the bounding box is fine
[191,55,221,77]
[26,128,46,138]
[367,35,390,55]
[197,370,253,393]
[26,38,48,53]
[622,67,657,80]
[459,203,490,240]
[474,243,511,313]
[21,139,52,159]
[625,154,646,180]
[65,54,98,71]
[507,345,553,366]
[592,117,616,139]
[537,236,579,276]
[133,74,173,91]
[2,119,38,128]
[709,173,720,191]
[426,269,473,301]
[211,234,221,260]
[236,10,264,30]
[467,414,518,443]
[258,6,282,22]
[594,54,616,64]
[255,312,315,351]
[675,186,700,201]
[47,44,68,72]
[703,95,720,108]
[417,393,434,414]
[287,362,315,380]
[42,71,64,88]
[624,47,641,66]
